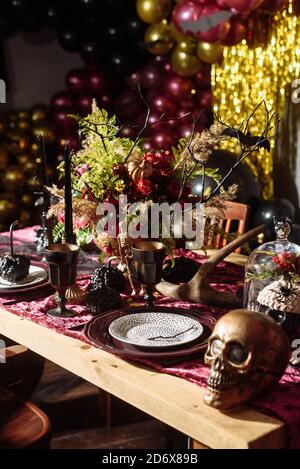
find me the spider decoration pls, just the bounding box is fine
[270,283,300,304]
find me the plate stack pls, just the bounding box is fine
[84,306,213,360]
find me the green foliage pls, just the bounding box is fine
[172,138,187,165]
[76,228,93,247]
[53,221,64,242]
[61,102,144,201]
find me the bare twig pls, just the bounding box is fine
[124,81,151,163]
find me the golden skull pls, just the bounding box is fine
[204,309,290,410]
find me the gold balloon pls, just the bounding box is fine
[177,38,197,55]
[171,47,201,77]
[144,21,174,55]
[4,130,30,155]
[0,146,9,170]
[17,119,31,132]
[30,142,40,154]
[169,22,188,43]
[8,111,18,123]
[31,105,49,123]
[17,110,30,120]
[2,166,25,192]
[32,121,56,146]
[8,121,18,130]
[137,0,171,24]
[197,42,223,64]
[21,192,34,208]
[0,198,19,223]
[24,160,37,174]
[17,154,31,166]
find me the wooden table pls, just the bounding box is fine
[0,251,286,449]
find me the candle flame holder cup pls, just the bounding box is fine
[131,240,166,307]
[44,243,80,318]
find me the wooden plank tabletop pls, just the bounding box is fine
[0,251,286,449]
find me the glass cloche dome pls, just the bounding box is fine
[244,217,300,313]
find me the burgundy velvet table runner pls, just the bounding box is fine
[0,226,299,448]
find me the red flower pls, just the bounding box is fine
[144,150,174,169]
[144,151,163,167]
[137,179,153,196]
[57,212,65,224]
[159,164,172,177]
[272,253,296,272]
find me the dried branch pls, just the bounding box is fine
[205,102,279,202]
[124,81,151,163]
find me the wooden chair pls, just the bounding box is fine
[0,345,51,448]
[206,201,250,254]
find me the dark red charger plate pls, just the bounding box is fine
[84,306,214,360]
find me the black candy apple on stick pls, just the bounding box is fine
[0,221,30,282]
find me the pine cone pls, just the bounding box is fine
[0,255,30,282]
[91,263,126,292]
[85,286,122,316]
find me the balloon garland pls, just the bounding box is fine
[0,0,148,76]
[50,66,113,162]
[50,59,213,155]
[116,56,213,149]
[136,0,290,74]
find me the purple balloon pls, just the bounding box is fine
[151,94,177,116]
[140,64,162,89]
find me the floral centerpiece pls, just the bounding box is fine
[48,98,275,260]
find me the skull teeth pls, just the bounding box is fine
[207,370,244,391]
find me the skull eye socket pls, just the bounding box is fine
[210,338,223,356]
[227,342,249,365]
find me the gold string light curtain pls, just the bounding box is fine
[212,1,300,199]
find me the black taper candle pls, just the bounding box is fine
[37,135,48,187]
[64,146,76,244]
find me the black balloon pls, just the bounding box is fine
[289,224,300,245]
[106,52,131,77]
[9,0,29,17]
[126,17,145,39]
[194,150,261,204]
[254,199,296,226]
[80,41,102,63]
[191,175,218,198]
[2,0,150,72]
[0,15,14,38]
[44,4,63,30]
[58,28,79,52]
[77,0,97,11]
[105,24,123,46]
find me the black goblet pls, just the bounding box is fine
[44,243,80,318]
[132,241,166,307]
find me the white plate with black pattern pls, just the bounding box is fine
[108,312,203,349]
